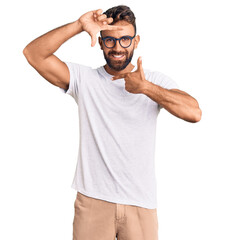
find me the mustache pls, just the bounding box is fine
[109,51,128,56]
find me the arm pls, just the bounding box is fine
[23,20,83,90]
[141,81,202,123]
[23,9,123,91]
[112,57,202,123]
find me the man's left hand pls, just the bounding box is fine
[111,57,148,94]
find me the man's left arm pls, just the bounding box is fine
[111,57,202,123]
[141,81,202,123]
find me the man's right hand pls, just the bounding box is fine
[78,9,124,47]
[23,9,124,92]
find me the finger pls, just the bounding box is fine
[137,56,142,71]
[97,17,112,26]
[101,17,113,24]
[91,34,97,47]
[137,56,145,79]
[93,13,98,21]
[97,14,107,21]
[102,25,124,31]
[99,18,113,26]
[111,76,121,80]
[93,9,102,16]
[93,9,103,21]
[111,74,126,80]
[96,9,103,15]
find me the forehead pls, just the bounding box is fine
[101,20,135,38]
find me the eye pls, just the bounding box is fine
[105,38,114,43]
[121,36,130,41]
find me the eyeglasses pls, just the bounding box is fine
[101,35,136,48]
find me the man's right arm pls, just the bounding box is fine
[23,20,83,91]
[23,9,124,92]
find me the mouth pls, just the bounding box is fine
[110,54,125,60]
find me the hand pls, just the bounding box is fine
[78,9,124,47]
[111,57,148,94]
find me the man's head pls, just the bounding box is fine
[98,5,140,72]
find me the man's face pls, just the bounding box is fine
[99,21,140,72]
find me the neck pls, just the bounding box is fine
[104,63,135,76]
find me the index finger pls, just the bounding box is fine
[103,25,125,31]
[111,73,126,80]
[93,9,103,15]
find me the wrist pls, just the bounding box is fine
[140,80,151,94]
[75,19,84,33]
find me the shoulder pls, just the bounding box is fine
[143,68,179,89]
[64,61,92,71]
[143,68,166,79]
[143,68,173,82]
[64,62,99,79]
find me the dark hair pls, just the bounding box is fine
[100,5,136,36]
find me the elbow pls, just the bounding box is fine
[22,47,36,64]
[192,99,202,123]
[194,107,202,123]
[23,48,27,56]
[23,45,30,56]
[23,44,33,58]
[23,47,30,60]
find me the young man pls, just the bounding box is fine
[23,5,202,240]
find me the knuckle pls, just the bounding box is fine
[98,14,106,20]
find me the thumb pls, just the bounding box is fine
[137,56,145,79]
[91,34,97,47]
[137,56,143,71]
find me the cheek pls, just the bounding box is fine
[101,45,109,53]
[127,47,134,56]
[103,49,110,55]
[100,41,107,51]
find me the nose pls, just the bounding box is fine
[113,39,124,51]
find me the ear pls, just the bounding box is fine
[134,35,140,50]
[98,36,103,50]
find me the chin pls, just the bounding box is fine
[107,59,131,71]
[110,65,127,71]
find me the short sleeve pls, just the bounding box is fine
[152,71,179,90]
[58,61,80,103]
[146,71,180,110]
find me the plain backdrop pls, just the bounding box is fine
[1,0,224,239]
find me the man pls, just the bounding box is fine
[23,5,202,240]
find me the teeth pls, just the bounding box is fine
[113,55,123,58]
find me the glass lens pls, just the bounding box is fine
[104,38,115,48]
[120,36,131,47]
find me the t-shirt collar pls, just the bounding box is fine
[100,64,137,78]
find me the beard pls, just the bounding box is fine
[103,47,134,71]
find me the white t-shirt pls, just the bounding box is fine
[59,61,179,209]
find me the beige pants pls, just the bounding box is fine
[73,191,158,240]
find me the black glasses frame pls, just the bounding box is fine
[101,35,136,49]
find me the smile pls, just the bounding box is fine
[111,54,125,60]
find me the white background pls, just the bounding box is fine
[1,0,224,239]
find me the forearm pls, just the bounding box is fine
[141,81,201,123]
[23,19,83,60]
